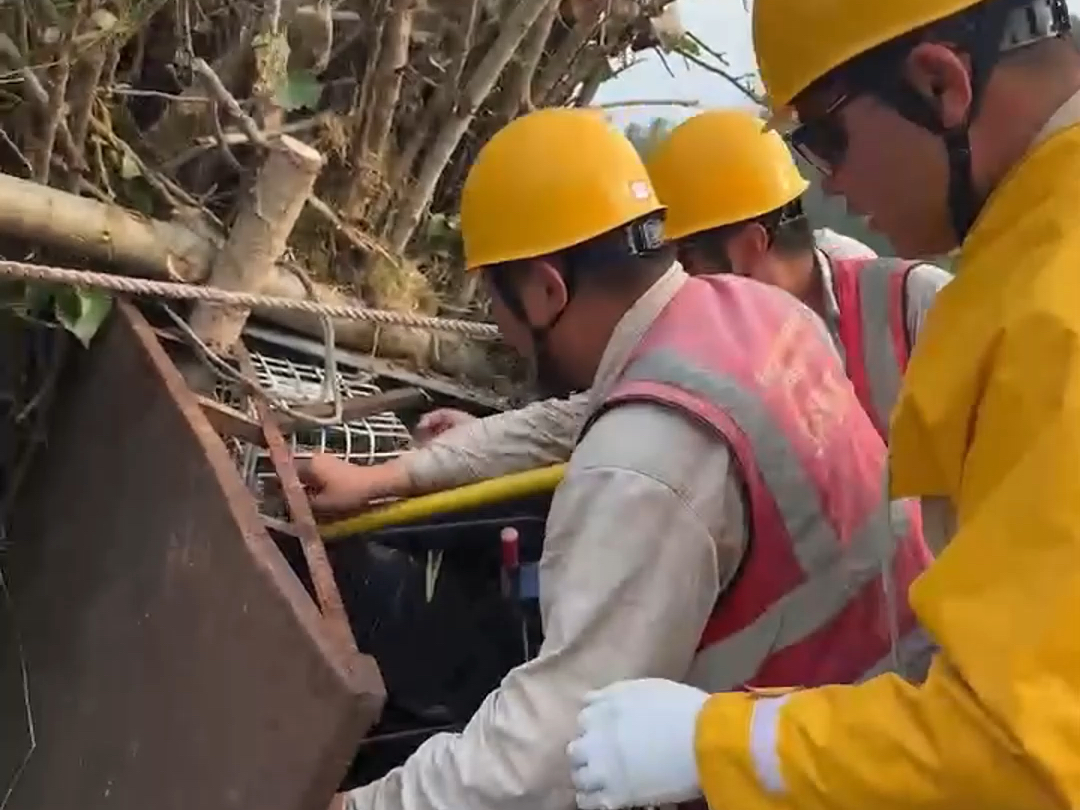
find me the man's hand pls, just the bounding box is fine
[296,453,410,517]
[568,679,708,809]
[414,408,477,445]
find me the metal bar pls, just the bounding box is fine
[361,515,547,544]
[198,395,267,446]
[278,387,430,429]
[197,389,427,449]
[321,464,566,540]
[236,344,358,655]
[243,323,510,412]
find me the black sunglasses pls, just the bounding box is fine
[787,92,855,175]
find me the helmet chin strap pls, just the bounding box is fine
[485,258,578,400]
[484,214,667,399]
[943,128,978,240]
[864,0,1070,242]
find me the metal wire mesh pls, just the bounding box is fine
[214,347,414,515]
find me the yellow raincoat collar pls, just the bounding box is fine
[888,93,1080,502]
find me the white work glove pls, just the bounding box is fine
[568,679,709,809]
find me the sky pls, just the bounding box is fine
[595,0,762,130]
[592,0,894,252]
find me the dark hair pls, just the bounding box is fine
[483,212,675,317]
[677,199,813,269]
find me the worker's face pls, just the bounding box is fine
[483,262,578,399]
[722,224,802,292]
[791,46,971,257]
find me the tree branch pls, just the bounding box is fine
[595,98,699,109]
[188,135,324,353]
[387,0,556,253]
[675,46,763,106]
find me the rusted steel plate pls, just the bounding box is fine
[0,302,384,810]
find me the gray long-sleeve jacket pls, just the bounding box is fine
[346,243,950,810]
[346,266,748,810]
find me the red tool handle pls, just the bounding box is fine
[500,526,520,570]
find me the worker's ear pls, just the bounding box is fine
[903,42,973,130]
[725,223,771,277]
[517,258,570,329]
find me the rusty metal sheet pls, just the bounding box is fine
[0,302,384,810]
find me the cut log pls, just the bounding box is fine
[0,171,503,393]
[0,171,214,281]
[188,136,325,353]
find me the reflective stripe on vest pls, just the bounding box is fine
[586,275,933,693]
[830,257,914,440]
[611,351,928,690]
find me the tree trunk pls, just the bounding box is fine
[0,171,215,281]
[365,0,415,160]
[188,135,324,353]
[387,0,557,253]
[493,0,559,120]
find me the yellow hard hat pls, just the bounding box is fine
[460,108,664,271]
[645,109,809,241]
[753,0,985,115]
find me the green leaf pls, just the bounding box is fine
[119,150,142,180]
[274,71,323,112]
[53,288,113,347]
[23,282,55,314]
[123,180,156,215]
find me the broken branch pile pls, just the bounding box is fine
[0,0,687,385]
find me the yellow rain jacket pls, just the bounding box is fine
[691,113,1080,809]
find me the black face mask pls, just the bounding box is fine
[486,266,579,400]
[484,214,665,400]
[529,331,578,399]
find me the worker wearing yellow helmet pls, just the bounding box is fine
[567,1,1080,809]
[646,108,952,441]
[305,111,947,493]
[318,107,934,810]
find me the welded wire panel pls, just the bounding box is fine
[213,349,413,515]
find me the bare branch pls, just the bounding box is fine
[595,98,699,109]
[685,30,730,67]
[189,135,324,352]
[33,53,71,183]
[365,0,416,160]
[388,0,481,193]
[388,0,557,252]
[675,46,764,106]
[0,126,33,177]
[0,33,84,171]
[533,10,602,105]
[351,0,390,158]
[192,56,267,148]
[306,195,401,267]
[500,0,559,116]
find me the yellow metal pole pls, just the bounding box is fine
[319,464,566,540]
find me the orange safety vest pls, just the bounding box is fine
[829,257,916,440]
[585,275,934,691]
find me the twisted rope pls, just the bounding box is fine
[0,259,499,339]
